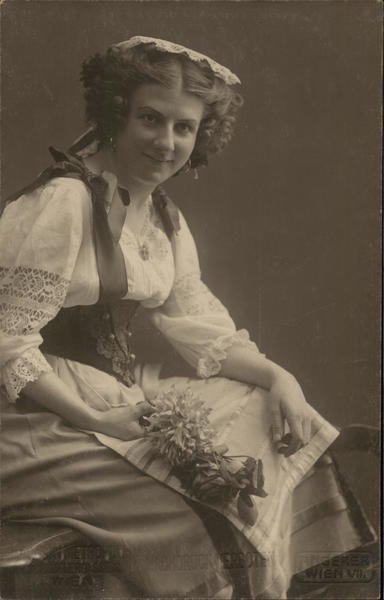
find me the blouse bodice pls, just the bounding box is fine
[0,174,258,401]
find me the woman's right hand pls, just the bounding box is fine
[92,401,154,440]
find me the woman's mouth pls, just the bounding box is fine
[143,153,173,165]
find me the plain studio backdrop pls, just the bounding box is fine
[1,1,381,529]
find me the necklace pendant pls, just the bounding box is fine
[139,242,150,261]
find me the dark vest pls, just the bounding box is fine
[5,146,180,387]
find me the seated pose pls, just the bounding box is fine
[0,36,339,598]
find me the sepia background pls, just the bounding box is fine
[1,1,381,529]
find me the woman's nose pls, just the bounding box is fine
[153,125,175,152]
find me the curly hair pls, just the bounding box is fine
[81,43,243,169]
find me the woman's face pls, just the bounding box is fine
[113,81,205,190]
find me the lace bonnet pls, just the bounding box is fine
[69,36,240,159]
[112,36,241,86]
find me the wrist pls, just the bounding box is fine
[268,363,295,387]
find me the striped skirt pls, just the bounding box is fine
[1,355,340,598]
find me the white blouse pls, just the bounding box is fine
[0,175,258,401]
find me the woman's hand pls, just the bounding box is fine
[92,401,154,441]
[269,372,312,457]
[219,345,314,456]
[24,371,154,442]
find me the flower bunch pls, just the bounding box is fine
[146,387,267,526]
[146,387,215,465]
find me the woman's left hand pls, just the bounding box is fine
[269,372,313,457]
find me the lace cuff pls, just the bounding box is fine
[2,348,53,402]
[197,329,259,378]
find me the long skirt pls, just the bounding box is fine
[0,355,340,598]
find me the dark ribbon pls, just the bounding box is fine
[4,146,181,303]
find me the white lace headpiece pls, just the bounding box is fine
[112,36,241,86]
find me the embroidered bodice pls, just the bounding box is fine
[0,175,258,401]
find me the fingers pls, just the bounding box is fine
[127,422,147,440]
[101,404,151,441]
[270,405,284,442]
[282,414,313,457]
[302,417,312,445]
[134,401,154,418]
[278,415,301,456]
[138,415,151,428]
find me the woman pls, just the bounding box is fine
[0,36,339,598]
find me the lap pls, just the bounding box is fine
[1,359,338,599]
[0,397,232,597]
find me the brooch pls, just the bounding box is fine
[139,242,150,261]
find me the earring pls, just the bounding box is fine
[109,136,116,152]
[193,168,199,180]
[182,159,192,173]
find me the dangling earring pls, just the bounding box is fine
[179,159,198,179]
[109,135,116,152]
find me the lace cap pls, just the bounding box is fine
[112,36,241,86]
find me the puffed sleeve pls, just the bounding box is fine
[0,178,90,401]
[147,211,260,377]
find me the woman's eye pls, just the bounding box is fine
[176,122,193,135]
[141,114,158,125]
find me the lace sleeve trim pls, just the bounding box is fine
[197,329,259,378]
[171,272,228,317]
[2,348,53,402]
[0,266,70,335]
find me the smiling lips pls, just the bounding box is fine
[144,153,173,164]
